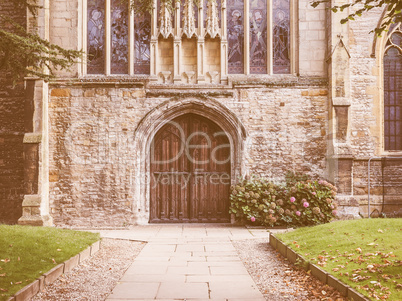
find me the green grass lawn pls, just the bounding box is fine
[0,225,100,301]
[277,218,402,300]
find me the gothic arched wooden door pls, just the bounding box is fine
[150,114,231,222]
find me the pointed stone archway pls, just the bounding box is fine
[132,97,247,224]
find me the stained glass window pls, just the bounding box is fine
[273,0,290,74]
[227,0,244,74]
[384,45,402,150]
[111,0,128,74]
[249,0,267,74]
[87,0,105,74]
[134,12,151,74]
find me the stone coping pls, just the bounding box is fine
[6,240,101,301]
[269,233,369,301]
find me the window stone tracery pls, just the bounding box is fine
[384,23,402,151]
[85,0,294,79]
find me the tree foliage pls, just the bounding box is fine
[311,0,402,35]
[0,0,82,84]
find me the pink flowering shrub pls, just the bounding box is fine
[229,172,338,227]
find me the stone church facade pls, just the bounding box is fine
[0,0,401,227]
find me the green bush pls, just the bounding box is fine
[229,173,338,227]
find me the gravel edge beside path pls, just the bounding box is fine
[233,238,345,301]
[31,239,145,301]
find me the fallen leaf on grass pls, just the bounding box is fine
[0,273,5,277]
[52,258,56,264]
[15,281,22,285]
[378,229,383,233]
[0,259,10,263]
[0,288,8,292]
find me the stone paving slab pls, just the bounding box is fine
[108,299,265,301]
[104,225,270,300]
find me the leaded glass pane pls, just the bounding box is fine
[384,45,402,150]
[135,12,151,74]
[87,0,105,74]
[111,0,129,74]
[227,0,244,74]
[273,0,290,74]
[250,0,267,74]
[391,32,402,46]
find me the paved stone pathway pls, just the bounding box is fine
[100,225,271,300]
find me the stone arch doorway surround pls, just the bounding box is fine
[133,97,247,224]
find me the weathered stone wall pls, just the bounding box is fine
[158,37,174,78]
[205,38,221,74]
[0,1,26,223]
[298,0,327,76]
[48,79,329,227]
[49,0,80,77]
[342,8,402,216]
[348,9,382,158]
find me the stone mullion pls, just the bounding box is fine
[197,0,205,82]
[150,0,158,79]
[129,4,135,75]
[79,0,86,76]
[105,0,111,75]
[290,0,297,75]
[266,0,272,74]
[220,0,228,83]
[244,0,250,75]
[173,1,182,82]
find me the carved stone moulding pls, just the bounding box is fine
[205,0,220,38]
[182,0,197,38]
[158,1,173,38]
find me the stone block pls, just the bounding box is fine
[84,89,95,97]
[14,279,40,301]
[21,195,41,207]
[309,263,328,284]
[23,133,42,144]
[43,264,64,285]
[269,233,277,249]
[348,287,369,301]
[64,254,79,273]
[276,240,287,257]
[37,275,45,291]
[131,90,145,98]
[327,274,348,296]
[286,247,298,264]
[79,246,91,263]
[296,254,309,271]
[51,89,71,97]
[90,240,101,256]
